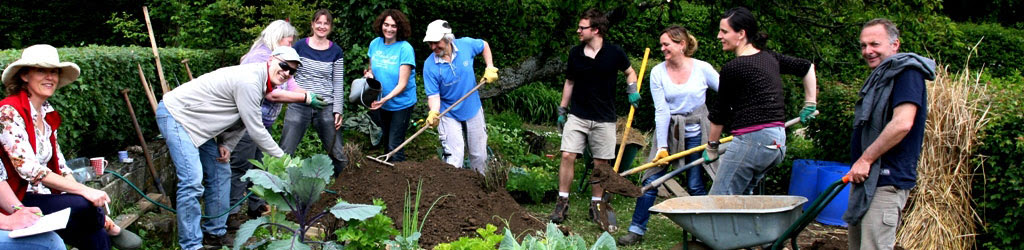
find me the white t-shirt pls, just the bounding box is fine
[649,59,720,148]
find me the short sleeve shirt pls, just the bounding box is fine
[423,37,486,121]
[851,68,927,189]
[565,41,631,122]
[368,37,418,111]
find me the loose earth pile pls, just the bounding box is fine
[313,158,545,247]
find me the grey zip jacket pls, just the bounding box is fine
[162,63,285,157]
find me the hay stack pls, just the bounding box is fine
[895,57,989,249]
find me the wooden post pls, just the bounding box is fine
[181,58,194,80]
[143,6,169,94]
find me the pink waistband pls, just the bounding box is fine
[731,121,784,136]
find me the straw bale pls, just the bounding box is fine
[895,55,989,249]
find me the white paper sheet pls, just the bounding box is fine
[8,207,70,238]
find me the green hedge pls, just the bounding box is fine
[973,74,1024,250]
[0,45,241,158]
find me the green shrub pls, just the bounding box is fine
[805,80,860,162]
[973,73,1024,250]
[956,23,1024,77]
[486,82,561,126]
[335,198,399,250]
[0,45,240,157]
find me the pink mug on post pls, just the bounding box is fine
[90,157,108,176]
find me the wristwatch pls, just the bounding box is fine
[708,140,721,149]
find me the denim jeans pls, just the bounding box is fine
[369,106,413,162]
[708,126,787,195]
[22,193,105,250]
[156,102,231,250]
[0,230,65,250]
[628,133,702,235]
[228,131,266,215]
[279,103,347,174]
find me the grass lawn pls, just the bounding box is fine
[519,191,688,249]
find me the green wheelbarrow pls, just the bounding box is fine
[650,177,851,250]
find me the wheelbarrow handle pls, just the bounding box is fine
[771,177,849,250]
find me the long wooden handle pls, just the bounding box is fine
[621,112,817,177]
[143,6,169,94]
[382,78,487,158]
[136,63,158,113]
[613,48,651,172]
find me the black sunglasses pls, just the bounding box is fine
[278,61,297,75]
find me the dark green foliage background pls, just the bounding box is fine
[0,0,1021,248]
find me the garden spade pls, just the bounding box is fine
[368,78,488,166]
[621,111,817,177]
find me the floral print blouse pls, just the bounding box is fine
[0,100,71,194]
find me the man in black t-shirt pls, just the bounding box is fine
[845,18,935,250]
[549,9,638,233]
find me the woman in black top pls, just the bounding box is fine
[704,7,818,195]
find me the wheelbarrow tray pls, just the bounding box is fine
[650,195,808,250]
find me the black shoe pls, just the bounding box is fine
[203,233,232,248]
[549,196,570,224]
[246,204,269,219]
[227,213,245,231]
[617,232,643,245]
[589,200,617,232]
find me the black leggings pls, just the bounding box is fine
[22,193,110,250]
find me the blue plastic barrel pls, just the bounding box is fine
[815,165,851,227]
[788,160,820,210]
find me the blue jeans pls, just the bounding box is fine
[628,134,702,235]
[228,131,266,215]
[708,126,787,195]
[156,102,230,250]
[369,106,413,162]
[0,230,65,250]
[279,103,347,174]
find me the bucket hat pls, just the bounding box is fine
[2,44,80,88]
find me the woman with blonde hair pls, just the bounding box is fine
[227,19,319,226]
[618,25,719,245]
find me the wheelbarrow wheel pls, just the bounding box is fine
[670,240,711,250]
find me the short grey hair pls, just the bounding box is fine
[442,33,456,43]
[251,20,297,52]
[863,18,899,44]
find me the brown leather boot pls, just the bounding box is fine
[549,196,570,224]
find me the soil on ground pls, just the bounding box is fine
[310,158,545,248]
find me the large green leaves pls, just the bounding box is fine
[267,236,311,250]
[233,216,267,250]
[329,202,383,221]
[242,169,289,193]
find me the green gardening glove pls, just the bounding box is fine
[628,93,641,108]
[306,92,327,110]
[626,82,641,108]
[702,147,719,163]
[800,102,817,124]
[557,106,568,130]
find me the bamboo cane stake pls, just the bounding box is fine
[136,63,158,113]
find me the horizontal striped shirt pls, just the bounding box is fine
[293,38,346,114]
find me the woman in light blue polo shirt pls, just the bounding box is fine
[364,9,417,162]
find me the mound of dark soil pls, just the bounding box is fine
[313,158,545,247]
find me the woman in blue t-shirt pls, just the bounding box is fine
[363,9,417,162]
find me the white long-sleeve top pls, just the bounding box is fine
[650,59,720,149]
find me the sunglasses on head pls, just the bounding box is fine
[277,61,297,75]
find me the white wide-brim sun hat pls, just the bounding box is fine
[2,44,81,89]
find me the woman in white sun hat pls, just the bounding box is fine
[0,44,141,250]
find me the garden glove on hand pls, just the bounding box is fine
[626,82,640,108]
[305,92,327,110]
[483,67,499,84]
[426,110,441,128]
[800,101,817,124]
[557,106,568,130]
[702,145,720,163]
[653,148,669,164]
